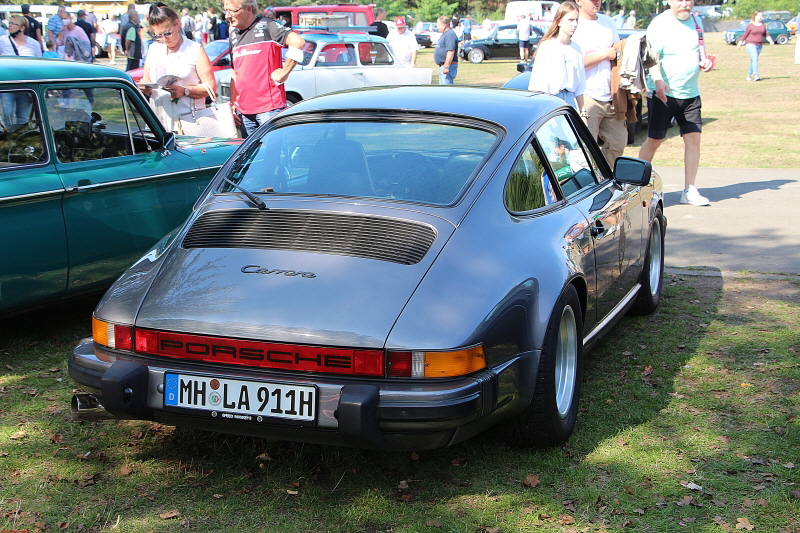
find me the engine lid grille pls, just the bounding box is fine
[183,209,437,265]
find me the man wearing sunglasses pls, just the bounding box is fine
[224,0,305,137]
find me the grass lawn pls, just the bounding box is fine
[417,33,800,168]
[1,274,798,532]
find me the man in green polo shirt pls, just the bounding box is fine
[638,0,713,207]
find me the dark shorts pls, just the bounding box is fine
[519,40,529,48]
[647,95,702,139]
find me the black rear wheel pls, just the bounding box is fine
[502,285,583,447]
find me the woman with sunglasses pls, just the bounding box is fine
[0,16,43,58]
[138,3,215,133]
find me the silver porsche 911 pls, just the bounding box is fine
[69,86,665,451]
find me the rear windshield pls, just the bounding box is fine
[221,120,497,205]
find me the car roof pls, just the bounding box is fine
[0,57,132,84]
[302,32,389,44]
[280,85,563,137]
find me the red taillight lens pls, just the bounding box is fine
[388,351,412,377]
[135,328,159,354]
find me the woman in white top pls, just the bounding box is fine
[0,16,43,58]
[527,1,585,112]
[137,3,215,133]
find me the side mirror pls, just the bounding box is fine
[614,156,652,186]
[516,61,526,73]
[216,57,230,67]
[163,131,176,151]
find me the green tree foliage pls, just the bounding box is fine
[414,0,460,23]
[732,0,799,17]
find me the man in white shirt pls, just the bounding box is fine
[571,0,625,167]
[517,14,531,61]
[386,16,419,67]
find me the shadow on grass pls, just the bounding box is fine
[6,273,799,532]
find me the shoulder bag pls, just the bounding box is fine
[692,15,715,72]
[178,83,238,138]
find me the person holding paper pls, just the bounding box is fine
[137,2,215,133]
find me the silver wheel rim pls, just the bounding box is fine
[649,219,663,298]
[555,305,578,419]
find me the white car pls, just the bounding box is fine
[217,33,431,105]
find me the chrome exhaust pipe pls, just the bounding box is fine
[71,394,116,421]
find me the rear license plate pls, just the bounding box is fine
[164,373,316,422]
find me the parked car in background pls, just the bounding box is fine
[461,24,544,63]
[413,21,441,46]
[216,32,431,105]
[126,39,232,82]
[761,11,795,34]
[264,3,375,27]
[723,19,791,44]
[0,58,241,316]
[69,85,665,451]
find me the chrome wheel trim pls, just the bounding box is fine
[555,305,578,419]
[649,218,663,298]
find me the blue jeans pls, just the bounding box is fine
[438,63,458,85]
[745,43,761,78]
[238,109,283,138]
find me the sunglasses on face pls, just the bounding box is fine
[152,26,177,40]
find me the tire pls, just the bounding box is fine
[286,93,301,105]
[629,207,665,316]
[777,34,789,44]
[502,285,583,447]
[468,48,485,64]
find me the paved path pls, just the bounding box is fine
[656,166,800,276]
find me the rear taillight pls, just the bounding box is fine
[92,316,133,351]
[388,345,486,378]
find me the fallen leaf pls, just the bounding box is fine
[398,480,409,489]
[397,493,412,502]
[735,517,754,530]
[410,452,419,460]
[425,519,442,527]
[755,498,767,507]
[680,481,703,491]
[783,463,795,469]
[740,383,753,388]
[743,498,754,508]
[118,465,133,477]
[484,527,500,533]
[625,486,634,495]
[451,457,466,466]
[212,494,224,499]
[9,430,27,440]
[523,474,540,488]
[712,499,727,507]
[255,452,273,461]
[289,481,301,488]
[159,510,180,520]
[538,513,552,520]
[791,490,800,499]
[633,509,645,515]
[558,515,575,525]
[286,490,298,495]
[58,522,69,530]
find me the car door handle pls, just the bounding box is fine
[590,221,605,237]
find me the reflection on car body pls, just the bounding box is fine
[69,86,666,451]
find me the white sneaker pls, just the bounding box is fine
[746,75,751,81]
[680,186,710,206]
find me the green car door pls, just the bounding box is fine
[0,87,69,313]
[43,82,202,295]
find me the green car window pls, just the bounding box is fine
[45,87,154,163]
[0,90,47,167]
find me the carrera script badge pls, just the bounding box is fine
[241,265,316,278]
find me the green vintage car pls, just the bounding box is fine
[723,20,792,45]
[0,58,242,316]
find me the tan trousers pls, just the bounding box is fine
[584,96,627,168]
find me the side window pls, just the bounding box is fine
[505,142,557,212]
[316,44,355,66]
[498,27,517,40]
[534,115,597,199]
[358,42,394,65]
[45,87,155,163]
[0,89,47,167]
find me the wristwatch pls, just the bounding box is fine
[183,86,190,97]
